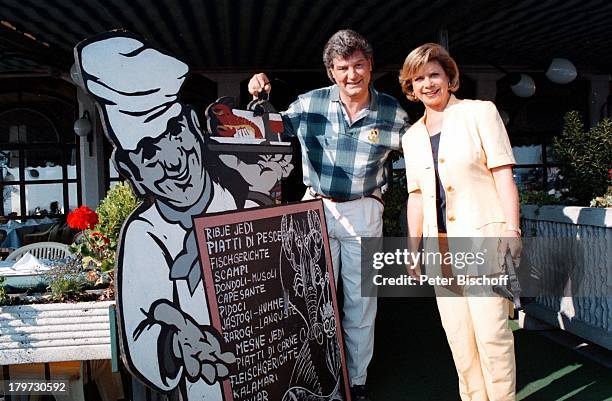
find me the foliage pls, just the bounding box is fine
[383,173,408,237]
[45,258,89,302]
[553,112,612,205]
[590,186,612,208]
[520,190,564,206]
[388,150,404,164]
[95,182,140,248]
[66,205,98,230]
[69,182,140,272]
[70,230,115,272]
[0,276,7,305]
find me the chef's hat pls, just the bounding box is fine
[76,33,189,150]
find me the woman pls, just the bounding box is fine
[399,43,522,401]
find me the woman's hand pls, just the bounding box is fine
[406,256,422,278]
[406,192,424,278]
[491,165,522,268]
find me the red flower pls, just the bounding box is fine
[67,206,99,230]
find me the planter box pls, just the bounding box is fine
[0,301,114,365]
[521,205,612,350]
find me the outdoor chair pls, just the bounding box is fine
[22,222,63,245]
[59,223,79,244]
[6,241,72,261]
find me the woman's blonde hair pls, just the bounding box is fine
[399,43,460,102]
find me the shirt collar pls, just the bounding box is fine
[330,84,378,112]
[330,84,341,101]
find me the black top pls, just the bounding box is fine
[430,132,446,232]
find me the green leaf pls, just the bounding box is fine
[553,112,612,204]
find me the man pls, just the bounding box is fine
[75,32,292,400]
[248,29,410,401]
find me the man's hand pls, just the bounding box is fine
[219,153,293,193]
[134,300,236,385]
[248,73,272,99]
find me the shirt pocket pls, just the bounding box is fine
[301,118,336,162]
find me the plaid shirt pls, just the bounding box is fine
[281,85,410,200]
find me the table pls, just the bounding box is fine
[0,217,56,248]
[0,259,52,292]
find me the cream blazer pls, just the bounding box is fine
[403,95,516,239]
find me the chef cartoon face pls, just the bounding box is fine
[127,108,209,210]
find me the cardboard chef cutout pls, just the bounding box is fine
[73,31,294,399]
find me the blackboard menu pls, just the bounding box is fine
[194,200,351,401]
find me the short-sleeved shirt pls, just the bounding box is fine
[281,85,410,200]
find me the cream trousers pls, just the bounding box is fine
[436,291,516,401]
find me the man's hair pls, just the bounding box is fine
[323,29,373,82]
[398,43,460,102]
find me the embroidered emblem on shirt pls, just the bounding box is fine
[368,129,379,143]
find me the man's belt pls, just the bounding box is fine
[309,188,384,206]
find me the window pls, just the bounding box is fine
[496,73,589,191]
[0,107,80,218]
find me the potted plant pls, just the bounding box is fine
[68,182,140,300]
